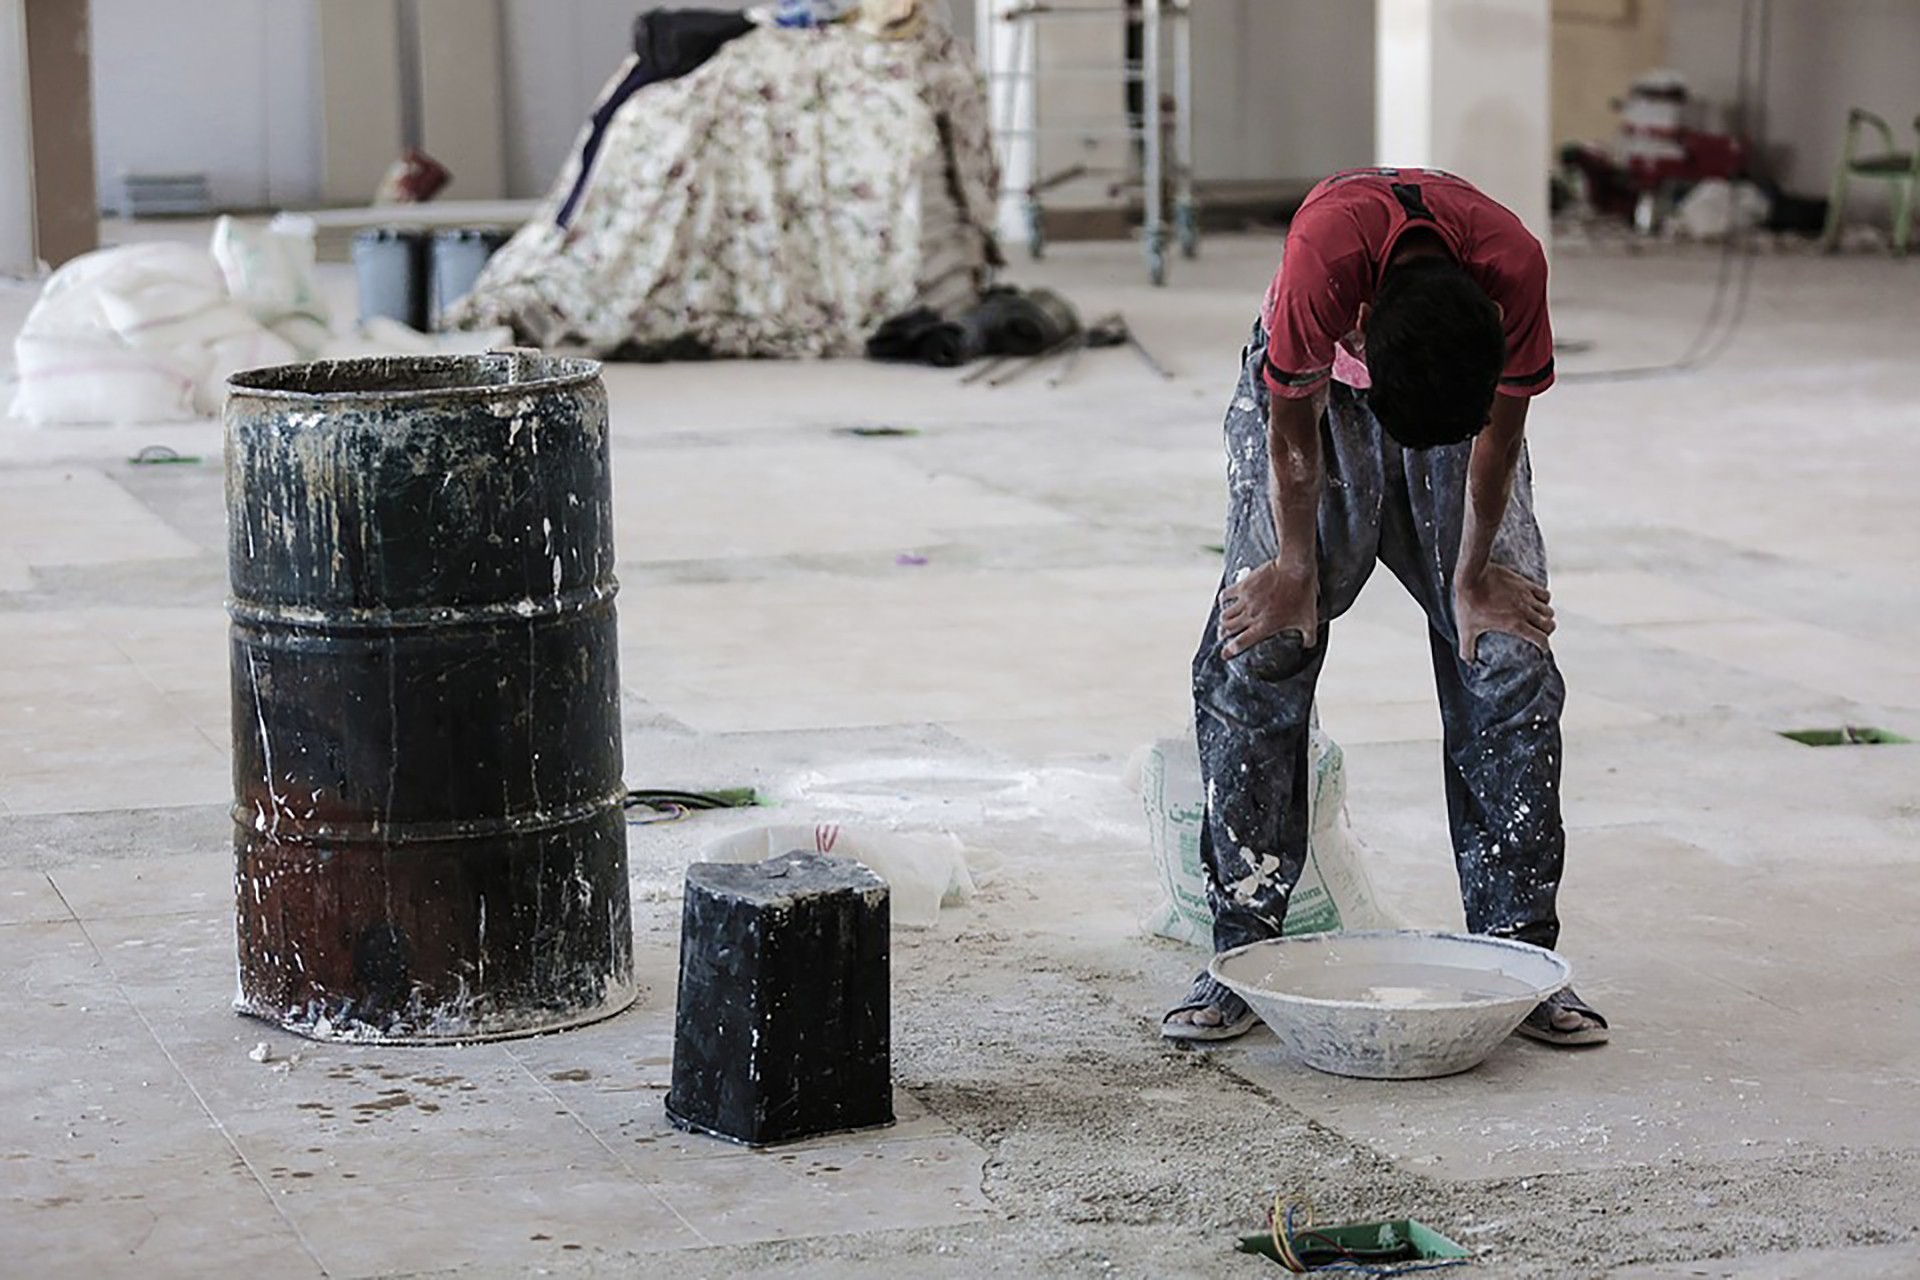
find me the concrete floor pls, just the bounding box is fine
[1,228,1917,1278]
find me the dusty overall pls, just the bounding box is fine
[1193,321,1566,955]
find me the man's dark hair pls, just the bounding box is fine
[1363,256,1506,450]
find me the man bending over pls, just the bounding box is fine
[1165,167,1608,1048]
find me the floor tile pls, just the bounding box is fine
[0,1185,320,1280]
[0,612,137,668]
[0,468,202,567]
[278,1170,700,1276]
[1552,570,1764,627]
[0,869,69,924]
[76,911,640,1194]
[612,441,1070,564]
[1608,1245,1920,1279]
[0,744,230,815]
[49,851,229,920]
[645,1132,992,1247]
[0,550,32,592]
[0,922,248,1206]
[1632,619,1920,711]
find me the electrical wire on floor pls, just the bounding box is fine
[1267,1197,1469,1276]
[623,787,758,825]
[1560,0,1771,385]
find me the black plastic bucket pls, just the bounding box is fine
[225,353,632,1043]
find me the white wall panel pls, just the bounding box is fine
[1377,0,1551,241]
[91,0,320,211]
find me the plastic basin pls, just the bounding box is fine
[1210,930,1571,1079]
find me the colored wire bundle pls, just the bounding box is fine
[622,787,758,825]
[1267,1196,1470,1277]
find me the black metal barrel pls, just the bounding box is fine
[225,353,632,1043]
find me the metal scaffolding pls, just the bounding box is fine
[983,0,1196,285]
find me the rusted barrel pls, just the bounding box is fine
[225,354,633,1043]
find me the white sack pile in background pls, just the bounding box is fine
[10,217,330,426]
[8,217,509,427]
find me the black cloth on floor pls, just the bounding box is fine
[556,9,755,229]
[868,288,1081,368]
[866,307,982,368]
[959,286,1079,356]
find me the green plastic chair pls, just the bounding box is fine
[1822,108,1920,256]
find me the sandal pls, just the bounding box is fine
[1162,972,1259,1043]
[1516,986,1610,1047]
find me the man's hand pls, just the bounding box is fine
[1454,563,1554,663]
[1221,391,1326,660]
[1219,557,1319,658]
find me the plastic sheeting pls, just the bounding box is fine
[447,21,1000,358]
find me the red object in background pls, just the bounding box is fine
[1566,130,1750,223]
[1626,129,1748,190]
[375,148,451,205]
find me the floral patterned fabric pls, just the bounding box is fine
[447,22,1001,359]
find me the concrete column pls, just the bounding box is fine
[0,0,36,274]
[1375,0,1551,242]
[24,0,96,267]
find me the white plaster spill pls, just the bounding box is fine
[246,646,291,838]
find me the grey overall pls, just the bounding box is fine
[1193,321,1567,954]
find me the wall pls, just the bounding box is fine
[85,0,1371,214]
[418,0,507,198]
[1378,0,1551,240]
[90,0,320,211]
[1670,0,1920,209]
[98,1,1911,221]
[504,0,1369,206]
[1193,0,1376,184]
[317,0,402,204]
[979,0,1372,236]
[1550,0,1666,147]
[499,0,677,199]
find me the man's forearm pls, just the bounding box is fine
[1458,394,1529,581]
[1266,392,1323,569]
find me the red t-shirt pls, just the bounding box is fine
[1261,167,1554,402]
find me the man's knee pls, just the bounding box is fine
[1207,631,1316,691]
[1461,632,1565,723]
[1195,636,1317,746]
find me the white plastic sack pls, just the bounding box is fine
[211,214,333,356]
[1136,718,1392,948]
[10,237,303,426]
[8,217,511,427]
[700,823,982,929]
[1674,179,1770,241]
